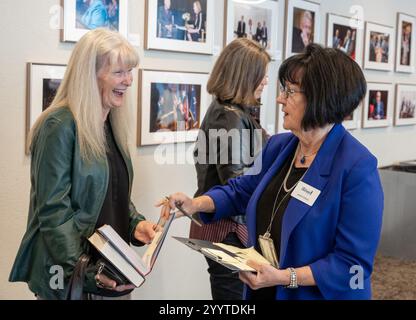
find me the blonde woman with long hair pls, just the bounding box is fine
[9,28,157,300]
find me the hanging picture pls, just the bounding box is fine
[363,22,395,71]
[394,84,416,126]
[26,63,66,134]
[62,0,129,42]
[362,82,394,128]
[145,0,214,54]
[343,107,361,130]
[326,13,364,67]
[138,69,210,146]
[395,13,416,73]
[285,0,320,58]
[224,0,279,59]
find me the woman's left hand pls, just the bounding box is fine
[134,221,159,244]
[239,260,289,290]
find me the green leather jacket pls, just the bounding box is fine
[9,107,145,299]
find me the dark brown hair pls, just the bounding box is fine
[207,38,271,106]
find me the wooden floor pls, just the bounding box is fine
[372,255,416,300]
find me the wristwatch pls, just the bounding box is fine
[286,267,298,289]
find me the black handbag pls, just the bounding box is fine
[66,254,133,300]
[96,258,130,286]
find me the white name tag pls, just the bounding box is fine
[291,181,321,206]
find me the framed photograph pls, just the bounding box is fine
[224,0,279,59]
[327,13,364,67]
[62,0,128,42]
[395,13,416,73]
[145,0,214,54]
[26,63,66,136]
[362,83,394,128]
[364,22,395,71]
[138,69,210,146]
[343,107,360,130]
[394,84,416,126]
[285,0,320,58]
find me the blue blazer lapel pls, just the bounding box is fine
[246,136,298,246]
[279,124,347,264]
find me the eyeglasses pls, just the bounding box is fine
[279,84,304,99]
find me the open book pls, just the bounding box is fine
[88,213,175,287]
[173,237,272,272]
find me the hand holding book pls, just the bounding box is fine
[88,214,175,289]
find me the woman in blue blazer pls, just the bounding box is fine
[160,44,384,300]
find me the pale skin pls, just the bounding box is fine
[157,81,335,291]
[95,59,159,291]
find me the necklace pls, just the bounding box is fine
[299,145,318,165]
[265,144,309,235]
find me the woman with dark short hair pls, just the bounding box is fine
[160,44,384,300]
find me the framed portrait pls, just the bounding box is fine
[285,0,320,58]
[394,84,416,126]
[138,69,210,146]
[62,0,128,42]
[395,13,416,73]
[224,0,279,59]
[26,63,66,137]
[363,22,395,71]
[145,0,214,54]
[327,13,364,67]
[362,83,394,128]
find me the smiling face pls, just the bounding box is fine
[277,82,307,133]
[97,60,133,112]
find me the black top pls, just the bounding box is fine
[250,148,307,300]
[95,120,130,243]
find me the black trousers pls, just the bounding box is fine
[205,232,245,300]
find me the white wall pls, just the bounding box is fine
[0,0,415,300]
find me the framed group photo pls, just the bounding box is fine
[364,22,395,71]
[395,13,416,73]
[138,69,210,146]
[145,0,214,54]
[285,0,320,58]
[362,82,394,128]
[224,0,279,59]
[327,13,364,67]
[26,63,66,142]
[394,84,416,126]
[62,0,128,42]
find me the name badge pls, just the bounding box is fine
[291,181,321,206]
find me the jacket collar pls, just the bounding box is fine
[279,124,347,264]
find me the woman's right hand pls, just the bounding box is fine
[95,273,135,292]
[155,192,195,220]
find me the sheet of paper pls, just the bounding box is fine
[201,248,256,271]
[214,243,271,265]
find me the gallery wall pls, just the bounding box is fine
[0,0,415,300]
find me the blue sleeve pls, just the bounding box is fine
[309,154,384,299]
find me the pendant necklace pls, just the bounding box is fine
[299,146,318,165]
